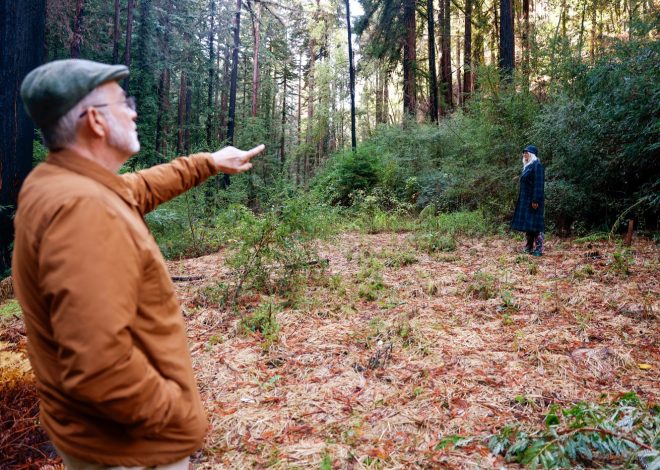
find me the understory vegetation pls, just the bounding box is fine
[145,31,659,265]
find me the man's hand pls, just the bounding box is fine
[531,202,539,210]
[212,144,265,174]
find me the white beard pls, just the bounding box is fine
[106,112,140,155]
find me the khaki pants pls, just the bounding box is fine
[55,445,190,470]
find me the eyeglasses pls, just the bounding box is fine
[79,96,136,118]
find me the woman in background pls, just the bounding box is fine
[512,145,545,256]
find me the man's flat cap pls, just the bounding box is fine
[20,59,129,129]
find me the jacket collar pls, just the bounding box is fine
[46,149,138,208]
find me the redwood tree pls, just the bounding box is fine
[402,0,416,117]
[427,0,439,122]
[70,0,85,58]
[0,0,46,276]
[123,0,135,90]
[463,0,473,105]
[499,0,515,78]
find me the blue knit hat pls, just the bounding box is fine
[523,145,538,156]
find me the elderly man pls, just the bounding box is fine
[12,59,264,469]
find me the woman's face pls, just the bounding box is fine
[522,151,531,164]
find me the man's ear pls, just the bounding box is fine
[82,107,108,138]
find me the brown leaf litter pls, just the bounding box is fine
[1,234,658,468]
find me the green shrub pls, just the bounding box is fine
[488,393,660,469]
[240,298,280,345]
[466,271,497,300]
[223,192,338,304]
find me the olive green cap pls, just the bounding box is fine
[20,59,129,129]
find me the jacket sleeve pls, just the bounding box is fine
[121,153,218,215]
[39,197,184,437]
[532,162,545,204]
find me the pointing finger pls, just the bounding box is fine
[243,144,266,161]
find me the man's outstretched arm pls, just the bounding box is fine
[122,144,265,215]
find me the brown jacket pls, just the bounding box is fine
[12,150,218,466]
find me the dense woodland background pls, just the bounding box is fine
[1,0,659,274]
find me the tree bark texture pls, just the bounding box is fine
[440,0,453,111]
[70,0,85,58]
[177,71,187,155]
[251,1,261,118]
[499,0,515,78]
[0,0,46,275]
[123,0,135,91]
[155,68,171,158]
[112,0,121,63]
[345,0,357,147]
[522,0,530,77]
[207,0,215,146]
[227,0,241,145]
[463,0,473,104]
[427,0,439,122]
[402,0,417,117]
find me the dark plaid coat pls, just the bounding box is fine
[511,159,545,232]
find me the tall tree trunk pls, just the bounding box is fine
[440,0,453,111]
[463,0,473,104]
[491,0,499,65]
[155,68,171,158]
[521,0,530,79]
[345,0,357,148]
[70,0,85,58]
[578,0,587,58]
[297,48,302,146]
[184,86,192,155]
[280,63,287,166]
[403,0,417,117]
[123,0,135,91]
[177,71,187,155]
[305,33,316,186]
[0,0,46,275]
[112,0,121,63]
[427,0,439,122]
[207,0,215,146]
[499,0,514,78]
[227,0,241,145]
[473,0,484,87]
[242,53,248,120]
[456,35,462,103]
[590,0,597,62]
[219,46,230,142]
[251,1,261,118]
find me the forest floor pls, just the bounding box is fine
[1,233,658,468]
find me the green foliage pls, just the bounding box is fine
[356,256,385,301]
[610,248,634,276]
[0,300,21,319]
[223,192,338,304]
[240,298,280,346]
[466,271,497,300]
[313,146,384,206]
[413,210,490,254]
[488,393,660,469]
[533,37,660,232]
